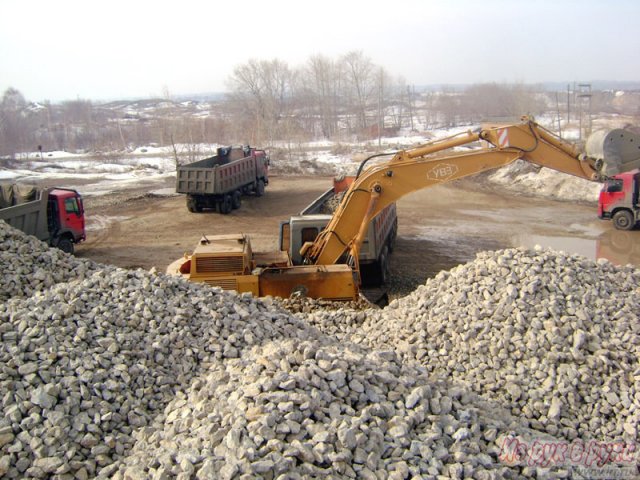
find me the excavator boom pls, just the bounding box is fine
[304,117,605,266]
[170,116,636,302]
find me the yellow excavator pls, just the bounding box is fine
[168,116,637,300]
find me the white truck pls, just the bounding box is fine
[279,176,398,286]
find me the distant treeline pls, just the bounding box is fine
[1,52,638,158]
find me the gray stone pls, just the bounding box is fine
[30,387,57,410]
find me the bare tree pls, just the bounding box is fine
[304,54,343,138]
[435,88,462,127]
[341,51,376,134]
[0,87,28,157]
[374,66,395,142]
[8,55,621,160]
[461,83,545,122]
[227,59,295,145]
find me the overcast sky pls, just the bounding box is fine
[1,0,638,102]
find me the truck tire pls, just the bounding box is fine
[613,210,634,230]
[219,194,232,215]
[232,190,242,210]
[255,179,265,197]
[57,238,74,255]
[186,196,201,213]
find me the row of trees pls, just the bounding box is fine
[225,52,639,144]
[2,51,636,158]
[227,52,437,145]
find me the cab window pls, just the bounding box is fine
[64,197,80,215]
[301,227,318,244]
[604,180,623,193]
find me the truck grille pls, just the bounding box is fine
[195,256,244,274]
[204,278,238,291]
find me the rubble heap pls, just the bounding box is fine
[305,247,640,443]
[0,220,638,479]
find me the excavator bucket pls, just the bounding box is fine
[586,128,640,176]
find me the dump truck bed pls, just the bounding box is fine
[0,188,49,241]
[176,155,259,195]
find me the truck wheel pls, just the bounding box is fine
[232,190,242,209]
[613,210,634,230]
[255,179,265,197]
[186,196,201,213]
[219,195,232,215]
[57,238,74,255]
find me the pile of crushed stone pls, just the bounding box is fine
[1,220,638,479]
[305,246,640,444]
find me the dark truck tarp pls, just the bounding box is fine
[0,184,38,209]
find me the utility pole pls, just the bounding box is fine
[566,83,571,124]
[407,85,415,131]
[378,67,383,148]
[555,92,563,138]
[577,83,592,141]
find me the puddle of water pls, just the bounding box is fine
[457,209,508,223]
[515,231,640,268]
[514,234,598,260]
[595,230,640,267]
[413,225,640,269]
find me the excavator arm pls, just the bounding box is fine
[303,117,605,267]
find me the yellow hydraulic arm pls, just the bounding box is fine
[302,117,604,267]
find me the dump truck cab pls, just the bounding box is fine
[0,185,85,254]
[47,188,86,250]
[598,170,640,230]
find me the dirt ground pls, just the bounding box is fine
[76,175,640,299]
[77,176,327,268]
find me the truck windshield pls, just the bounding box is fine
[604,179,623,193]
[64,197,81,215]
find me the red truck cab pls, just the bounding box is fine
[598,170,640,230]
[47,188,86,253]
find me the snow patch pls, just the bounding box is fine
[488,160,601,203]
[2,122,603,204]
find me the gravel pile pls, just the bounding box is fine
[277,295,372,315]
[112,340,535,480]
[0,223,101,301]
[0,221,315,478]
[317,190,345,215]
[2,219,639,479]
[306,246,640,444]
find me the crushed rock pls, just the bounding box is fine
[1,220,638,479]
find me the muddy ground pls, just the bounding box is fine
[76,175,640,299]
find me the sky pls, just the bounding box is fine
[1,0,639,102]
